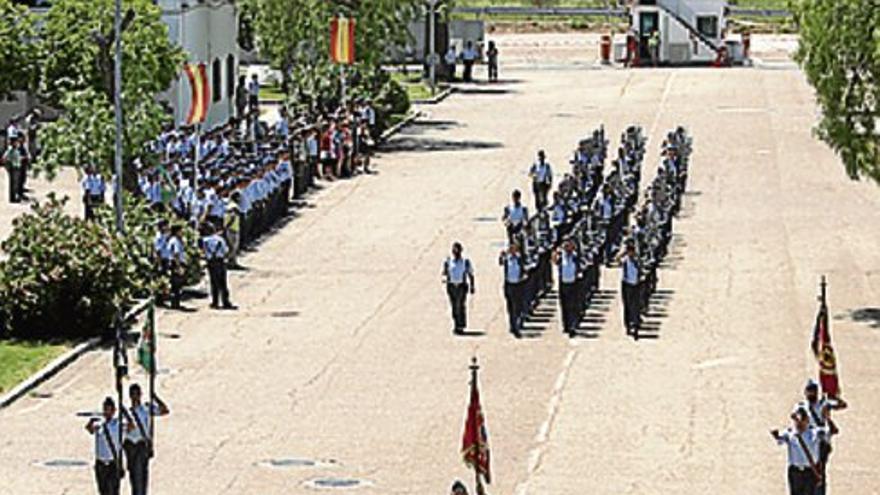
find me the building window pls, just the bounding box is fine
[226,55,236,99]
[696,16,719,39]
[212,58,222,103]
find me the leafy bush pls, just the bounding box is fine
[0,196,129,340]
[0,195,203,340]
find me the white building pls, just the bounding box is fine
[628,0,743,65]
[158,0,240,129]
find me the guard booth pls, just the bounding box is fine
[625,0,745,65]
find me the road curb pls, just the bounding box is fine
[0,337,102,409]
[379,110,424,143]
[412,86,455,105]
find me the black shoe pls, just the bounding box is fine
[210,303,220,309]
[222,303,238,310]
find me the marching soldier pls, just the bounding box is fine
[796,380,847,495]
[123,384,170,495]
[499,243,526,337]
[82,166,107,221]
[618,239,641,338]
[202,224,236,310]
[529,150,553,210]
[442,242,475,334]
[771,406,838,495]
[86,397,133,495]
[553,240,580,336]
[167,224,186,309]
[502,189,529,247]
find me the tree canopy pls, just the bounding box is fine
[39,0,183,107]
[0,0,39,99]
[792,0,880,183]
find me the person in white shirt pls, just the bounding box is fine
[499,243,526,337]
[502,189,529,246]
[86,397,134,495]
[795,379,847,495]
[444,46,458,81]
[529,150,553,209]
[771,405,838,495]
[461,41,478,82]
[554,240,581,336]
[123,384,169,495]
[442,242,475,334]
[81,166,106,221]
[247,74,260,113]
[617,239,641,337]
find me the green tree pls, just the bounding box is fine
[792,0,880,183]
[0,0,39,99]
[39,0,183,107]
[35,87,167,180]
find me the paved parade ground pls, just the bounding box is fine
[2,35,880,494]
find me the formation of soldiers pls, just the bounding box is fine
[81,100,377,312]
[445,124,693,339]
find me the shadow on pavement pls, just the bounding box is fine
[380,137,504,153]
[841,308,880,329]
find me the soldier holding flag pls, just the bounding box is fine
[124,384,170,495]
[461,357,491,495]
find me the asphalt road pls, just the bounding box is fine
[1,35,879,495]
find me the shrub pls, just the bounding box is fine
[0,196,129,340]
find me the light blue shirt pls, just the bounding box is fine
[559,252,578,283]
[503,254,523,283]
[621,256,639,285]
[203,234,228,260]
[82,174,106,195]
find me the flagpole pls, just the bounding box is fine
[148,300,156,455]
[470,357,484,495]
[194,123,201,192]
[820,275,827,308]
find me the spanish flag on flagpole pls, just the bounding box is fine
[184,63,210,125]
[330,16,356,65]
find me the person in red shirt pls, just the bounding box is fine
[320,121,336,181]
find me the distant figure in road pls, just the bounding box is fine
[554,240,580,336]
[648,29,660,67]
[462,41,478,83]
[86,397,132,495]
[2,136,23,203]
[443,242,475,334]
[235,75,248,120]
[445,46,458,82]
[618,239,641,337]
[202,224,236,310]
[500,243,526,337]
[81,166,107,221]
[486,40,499,82]
[771,406,837,495]
[124,384,170,495]
[502,189,529,247]
[529,150,553,210]
[795,379,847,495]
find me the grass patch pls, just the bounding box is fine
[391,72,446,101]
[0,341,68,394]
[259,85,286,103]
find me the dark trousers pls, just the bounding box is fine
[84,195,103,221]
[94,461,121,495]
[463,60,474,82]
[787,466,817,495]
[504,281,524,334]
[559,281,579,333]
[533,182,550,210]
[622,282,641,332]
[446,283,469,331]
[124,441,150,495]
[488,62,498,81]
[207,259,231,307]
[6,167,21,203]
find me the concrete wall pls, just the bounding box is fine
[159,0,239,129]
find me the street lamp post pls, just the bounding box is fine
[427,0,438,96]
[112,0,124,235]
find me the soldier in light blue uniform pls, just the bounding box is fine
[202,224,235,310]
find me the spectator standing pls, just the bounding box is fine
[462,41,478,83]
[486,40,499,82]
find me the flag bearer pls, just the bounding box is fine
[86,397,133,495]
[124,384,170,495]
[795,379,847,495]
[443,242,475,334]
[771,406,837,495]
[202,224,235,310]
[499,243,526,337]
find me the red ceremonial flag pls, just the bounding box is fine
[461,371,491,484]
[811,304,840,398]
[184,63,210,125]
[330,16,355,65]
